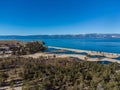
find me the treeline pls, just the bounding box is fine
[10,41,47,55]
[0,57,120,90]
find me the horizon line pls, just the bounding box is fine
[0,33,120,36]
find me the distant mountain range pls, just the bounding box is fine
[0,34,120,38]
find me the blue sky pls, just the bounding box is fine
[0,0,120,35]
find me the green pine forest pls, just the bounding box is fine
[0,57,120,90]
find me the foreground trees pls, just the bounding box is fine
[0,72,8,86]
[0,57,120,90]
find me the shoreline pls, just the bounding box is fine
[23,46,120,64]
[48,46,120,56]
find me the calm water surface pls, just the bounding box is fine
[0,37,120,53]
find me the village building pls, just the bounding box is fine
[0,46,12,54]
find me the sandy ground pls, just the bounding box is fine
[0,85,22,90]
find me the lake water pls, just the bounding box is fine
[0,37,120,54]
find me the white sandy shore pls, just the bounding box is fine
[48,46,120,57]
[23,46,120,64]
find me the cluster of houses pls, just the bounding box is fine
[0,40,23,55]
[0,46,13,55]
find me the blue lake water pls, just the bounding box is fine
[0,37,120,54]
[46,48,88,55]
[98,61,112,64]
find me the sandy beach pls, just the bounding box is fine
[23,46,120,64]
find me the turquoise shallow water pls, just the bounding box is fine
[0,37,120,54]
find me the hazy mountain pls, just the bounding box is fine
[0,34,120,39]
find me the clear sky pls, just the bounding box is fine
[0,0,120,35]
